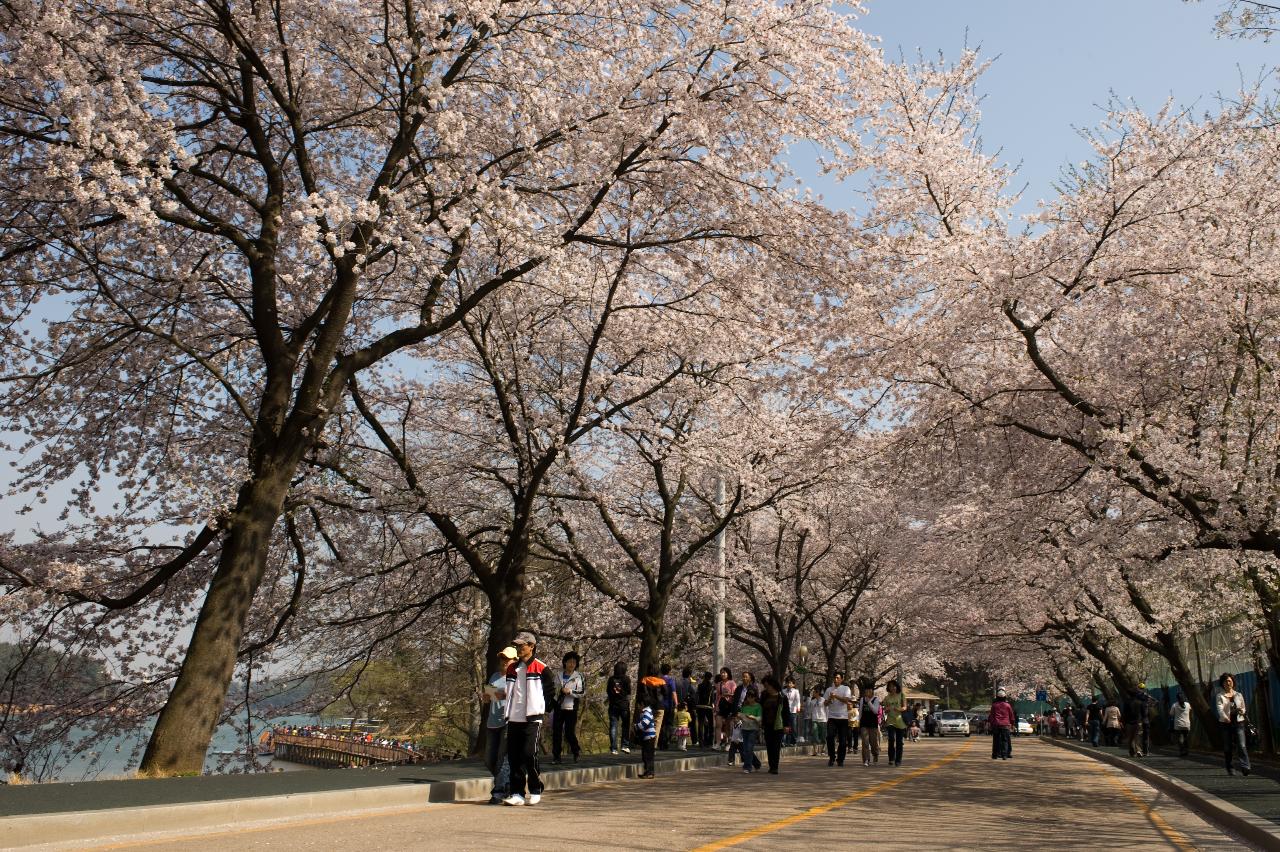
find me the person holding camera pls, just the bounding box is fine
[1216,672,1252,776]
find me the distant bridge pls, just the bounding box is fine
[269,733,426,768]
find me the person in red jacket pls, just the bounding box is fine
[988,687,1016,760]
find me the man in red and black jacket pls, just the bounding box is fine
[503,631,557,806]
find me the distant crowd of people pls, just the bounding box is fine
[994,672,1253,776]
[482,634,924,806]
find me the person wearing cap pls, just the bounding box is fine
[503,631,556,806]
[483,646,516,804]
[988,687,1016,760]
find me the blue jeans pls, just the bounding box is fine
[609,709,630,751]
[1222,722,1251,772]
[1088,719,1100,746]
[740,729,759,770]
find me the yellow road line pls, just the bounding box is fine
[691,741,974,852]
[1094,764,1197,851]
[81,803,438,850]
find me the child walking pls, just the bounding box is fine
[635,686,658,779]
[674,703,692,751]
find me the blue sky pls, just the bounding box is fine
[837,0,1275,212]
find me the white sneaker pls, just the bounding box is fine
[527,794,541,805]
[621,746,631,753]
[610,749,619,755]
[502,794,525,806]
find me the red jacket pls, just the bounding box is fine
[988,699,1016,728]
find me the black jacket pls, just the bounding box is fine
[606,674,631,714]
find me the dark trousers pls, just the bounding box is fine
[827,718,851,764]
[484,725,507,798]
[1125,722,1141,755]
[641,737,656,775]
[1088,719,1100,746]
[552,707,579,760]
[764,728,784,773]
[696,707,715,747]
[1222,722,1251,771]
[992,726,1011,759]
[1174,729,1190,756]
[886,725,904,764]
[507,719,544,797]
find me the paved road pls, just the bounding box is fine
[84,738,1245,851]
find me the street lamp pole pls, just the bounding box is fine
[712,476,726,676]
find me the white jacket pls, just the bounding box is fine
[1216,690,1246,724]
[1171,701,1192,731]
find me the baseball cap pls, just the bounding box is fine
[497,646,517,659]
[512,631,537,646]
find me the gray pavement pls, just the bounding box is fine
[51,738,1248,851]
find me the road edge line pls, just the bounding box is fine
[1040,736,1280,850]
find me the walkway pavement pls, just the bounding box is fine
[39,738,1244,851]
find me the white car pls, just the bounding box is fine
[936,710,971,737]
[1015,717,1034,736]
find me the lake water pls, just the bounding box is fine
[35,713,322,782]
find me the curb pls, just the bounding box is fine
[1040,736,1280,850]
[1,747,775,849]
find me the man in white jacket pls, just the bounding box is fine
[504,631,556,805]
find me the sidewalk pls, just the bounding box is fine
[0,745,750,849]
[1041,735,1280,848]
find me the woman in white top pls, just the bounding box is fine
[551,651,585,764]
[1216,673,1251,776]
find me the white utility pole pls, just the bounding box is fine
[713,475,726,675]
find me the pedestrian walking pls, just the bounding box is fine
[659,663,678,749]
[696,671,716,748]
[782,677,802,745]
[823,671,854,766]
[1171,692,1192,757]
[883,679,908,767]
[904,702,920,743]
[640,669,671,751]
[635,681,659,779]
[856,680,881,766]
[675,703,692,750]
[717,667,737,749]
[1085,696,1103,747]
[988,687,1015,760]
[551,650,584,764]
[1122,688,1146,757]
[805,686,827,756]
[737,684,763,773]
[606,661,632,755]
[483,646,516,804]
[676,667,697,745]
[503,631,556,806]
[1216,673,1252,776]
[760,675,794,774]
[1103,700,1122,747]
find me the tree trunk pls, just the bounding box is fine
[637,611,665,678]
[1157,632,1221,749]
[484,585,523,674]
[140,472,290,775]
[1079,632,1138,698]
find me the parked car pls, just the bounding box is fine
[936,710,971,737]
[1015,716,1034,736]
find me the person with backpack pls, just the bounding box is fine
[606,661,632,755]
[856,680,881,766]
[551,651,585,764]
[503,631,557,806]
[988,687,1016,760]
